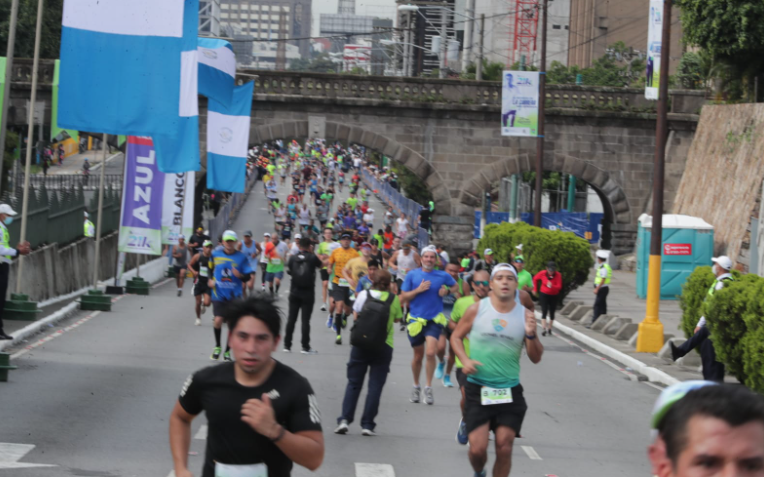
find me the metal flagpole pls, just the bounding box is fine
[92,133,108,288]
[533,0,548,227]
[15,0,45,294]
[0,0,21,196]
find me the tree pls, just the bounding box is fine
[674,0,764,101]
[0,0,63,59]
[288,53,339,73]
[460,59,506,81]
[676,51,705,89]
[545,42,646,87]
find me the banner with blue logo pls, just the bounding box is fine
[119,137,164,255]
[207,82,254,193]
[198,37,236,107]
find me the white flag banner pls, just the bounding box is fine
[645,0,663,100]
[161,171,195,245]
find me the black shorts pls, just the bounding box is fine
[395,278,403,294]
[212,300,228,317]
[193,280,210,296]
[320,269,330,281]
[331,286,352,305]
[173,265,186,275]
[464,382,527,435]
[456,368,468,388]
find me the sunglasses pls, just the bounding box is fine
[474,280,490,287]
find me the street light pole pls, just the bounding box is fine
[533,0,548,227]
[461,0,476,72]
[637,0,672,353]
[476,14,485,80]
[0,0,21,196]
[439,4,447,78]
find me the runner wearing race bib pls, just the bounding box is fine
[327,232,360,345]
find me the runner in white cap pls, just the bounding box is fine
[259,232,272,291]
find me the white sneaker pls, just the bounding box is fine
[320,304,327,311]
[334,419,349,434]
[200,304,206,315]
[361,429,376,437]
[195,318,201,326]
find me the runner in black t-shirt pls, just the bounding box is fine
[170,296,324,477]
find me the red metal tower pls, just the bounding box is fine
[510,0,540,66]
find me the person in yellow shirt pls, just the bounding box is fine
[343,242,373,291]
[326,232,360,345]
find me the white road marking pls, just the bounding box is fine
[194,424,208,440]
[0,442,56,469]
[521,445,542,460]
[11,311,101,359]
[644,382,665,391]
[355,463,395,477]
[152,278,174,289]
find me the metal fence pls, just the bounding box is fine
[16,173,123,192]
[361,169,429,248]
[1,183,120,249]
[207,170,259,242]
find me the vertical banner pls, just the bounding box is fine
[0,57,5,132]
[645,0,663,100]
[501,71,540,137]
[161,171,195,245]
[118,137,164,255]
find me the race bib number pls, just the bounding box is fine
[271,258,282,266]
[398,269,408,281]
[338,278,350,287]
[200,266,209,277]
[481,386,513,405]
[215,463,267,477]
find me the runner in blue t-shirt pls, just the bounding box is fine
[400,245,458,406]
[208,230,254,362]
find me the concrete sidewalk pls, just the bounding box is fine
[549,269,710,385]
[47,149,121,175]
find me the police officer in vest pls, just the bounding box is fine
[669,256,733,382]
[0,204,31,340]
[84,211,95,238]
[586,250,612,329]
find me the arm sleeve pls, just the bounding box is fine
[287,378,323,433]
[445,273,457,287]
[401,273,413,292]
[697,316,707,328]
[598,268,608,278]
[178,372,204,416]
[352,291,368,313]
[0,244,18,257]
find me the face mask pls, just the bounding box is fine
[712,264,719,276]
[4,217,13,225]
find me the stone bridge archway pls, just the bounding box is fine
[459,152,632,225]
[249,119,453,212]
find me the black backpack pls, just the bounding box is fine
[291,253,315,288]
[351,291,395,351]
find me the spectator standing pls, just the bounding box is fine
[284,238,323,354]
[532,261,562,336]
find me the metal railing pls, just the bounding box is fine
[361,168,429,248]
[207,170,260,243]
[16,173,123,191]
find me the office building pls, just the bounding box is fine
[200,0,222,36]
[568,0,683,72]
[395,0,457,77]
[220,0,312,60]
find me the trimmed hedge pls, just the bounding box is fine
[477,222,594,301]
[678,266,716,339]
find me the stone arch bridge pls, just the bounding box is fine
[8,62,703,254]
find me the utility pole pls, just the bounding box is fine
[476,14,485,81]
[275,6,287,71]
[636,0,672,353]
[403,12,412,77]
[0,0,21,196]
[461,0,476,72]
[533,0,547,227]
[439,4,447,79]
[15,0,44,294]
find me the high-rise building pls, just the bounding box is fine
[220,0,312,60]
[200,0,222,36]
[338,0,356,15]
[371,18,394,75]
[395,0,457,77]
[567,0,683,73]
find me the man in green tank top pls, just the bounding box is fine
[451,263,543,477]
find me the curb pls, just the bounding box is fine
[537,311,680,387]
[0,302,79,352]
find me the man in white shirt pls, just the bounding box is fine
[396,213,409,239]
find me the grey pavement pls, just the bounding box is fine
[0,165,661,477]
[46,149,124,176]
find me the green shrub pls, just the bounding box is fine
[477,222,593,301]
[705,274,764,391]
[678,266,716,338]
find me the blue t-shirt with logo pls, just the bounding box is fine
[402,269,457,320]
[211,249,254,302]
[356,275,373,293]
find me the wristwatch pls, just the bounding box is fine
[525,334,537,340]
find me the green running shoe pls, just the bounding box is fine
[223,350,232,361]
[210,346,222,360]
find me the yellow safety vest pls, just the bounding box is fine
[594,263,612,286]
[1,225,11,261]
[707,276,733,297]
[84,220,95,238]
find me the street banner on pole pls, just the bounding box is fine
[207,82,254,193]
[645,0,663,100]
[118,137,163,255]
[501,70,539,137]
[0,57,5,134]
[161,171,195,245]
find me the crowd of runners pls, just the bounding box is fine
[167,139,764,477]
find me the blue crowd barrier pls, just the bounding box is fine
[361,169,429,248]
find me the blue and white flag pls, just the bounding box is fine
[198,38,236,107]
[58,0,189,136]
[207,82,254,193]
[152,0,201,174]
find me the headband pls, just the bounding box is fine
[490,263,518,280]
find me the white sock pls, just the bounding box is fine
[413,384,420,388]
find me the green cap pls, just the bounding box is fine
[203,240,213,247]
[222,230,238,242]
